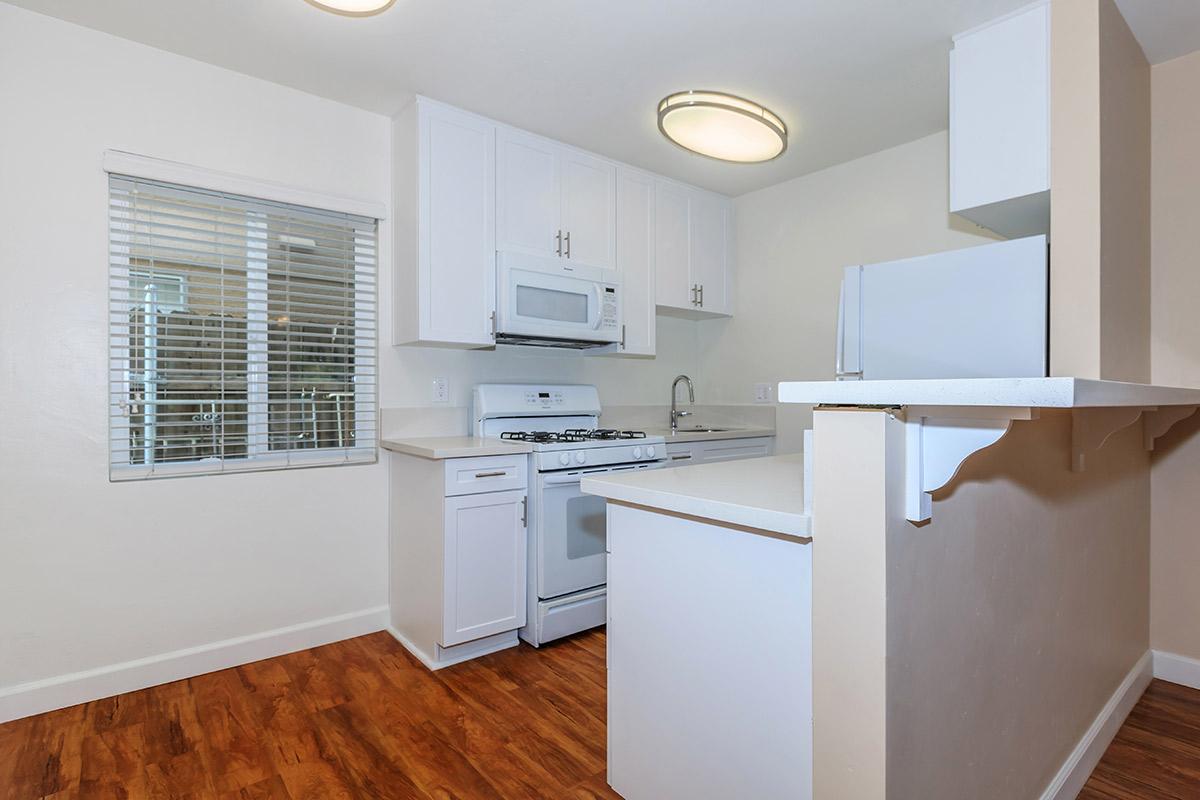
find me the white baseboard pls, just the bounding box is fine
[1153,649,1200,690]
[386,626,519,671]
[1038,650,1152,800]
[0,605,388,724]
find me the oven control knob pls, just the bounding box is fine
[575,451,586,464]
[645,446,656,459]
[632,446,643,459]
[559,453,571,466]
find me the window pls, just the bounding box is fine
[108,174,378,479]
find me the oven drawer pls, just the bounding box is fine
[444,455,528,497]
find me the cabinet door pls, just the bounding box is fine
[442,489,527,647]
[611,167,655,357]
[690,191,731,315]
[419,103,496,346]
[654,180,693,310]
[496,128,561,259]
[561,151,617,270]
[949,2,1049,227]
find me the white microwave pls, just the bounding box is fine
[495,251,621,349]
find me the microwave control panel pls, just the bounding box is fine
[602,286,619,330]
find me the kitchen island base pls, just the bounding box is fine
[606,502,812,800]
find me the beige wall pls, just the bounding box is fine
[811,409,1149,800]
[888,411,1149,799]
[1149,49,1200,662]
[1049,0,1151,381]
[699,132,997,454]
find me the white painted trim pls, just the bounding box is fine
[386,626,519,671]
[1038,651,1152,800]
[0,605,388,724]
[1153,649,1200,690]
[102,150,388,220]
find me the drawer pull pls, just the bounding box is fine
[670,454,693,461]
[474,470,507,478]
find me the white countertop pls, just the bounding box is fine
[380,436,532,460]
[644,426,777,443]
[777,377,1200,408]
[582,454,811,539]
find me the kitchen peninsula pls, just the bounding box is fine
[584,377,1200,800]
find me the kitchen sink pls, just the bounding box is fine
[674,426,730,433]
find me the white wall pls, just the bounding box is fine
[0,4,701,715]
[0,5,397,705]
[697,132,997,453]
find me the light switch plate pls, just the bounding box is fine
[432,376,449,403]
[754,382,772,403]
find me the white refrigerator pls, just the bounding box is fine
[835,234,1048,380]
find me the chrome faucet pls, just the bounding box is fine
[670,374,695,432]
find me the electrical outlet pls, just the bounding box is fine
[432,376,449,403]
[754,382,772,403]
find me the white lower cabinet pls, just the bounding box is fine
[665,436,774,467]
[442,490,527,646]
[389,452,528,669]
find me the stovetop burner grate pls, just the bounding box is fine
[565,428,648,441]
[499,429,648,443]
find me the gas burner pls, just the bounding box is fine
[500,430,588,443]
[564,428,648,441]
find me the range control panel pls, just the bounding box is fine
[523,389,566,408]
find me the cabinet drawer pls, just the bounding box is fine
[665,443,698,465]
[443,455,528,496]
[699,437,773,463]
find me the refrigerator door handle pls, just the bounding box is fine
[836,265,863,380]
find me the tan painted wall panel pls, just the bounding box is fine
[888,410,1150,799]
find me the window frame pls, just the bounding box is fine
[105,153,386,481]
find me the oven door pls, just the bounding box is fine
[496,251,620,343]
[534,462,660,600]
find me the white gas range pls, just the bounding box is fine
[473,384,666,646]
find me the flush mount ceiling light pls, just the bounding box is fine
[305,0,396,16]
[657,91,787,163]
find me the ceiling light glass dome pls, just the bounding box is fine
[658,91,787,163]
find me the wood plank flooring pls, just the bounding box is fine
[1081,679,1200,799]
[0,629,619,800]
[5,634,1200,800]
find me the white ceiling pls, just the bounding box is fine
[7,0,1199,196]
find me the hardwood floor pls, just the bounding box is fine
[1081,679,1200,799]
[0,629,618,800]
[6,635,1200,800]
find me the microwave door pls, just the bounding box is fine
[857,235,1048,380]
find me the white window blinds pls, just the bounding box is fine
[108,174,378,480]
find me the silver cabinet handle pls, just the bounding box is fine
[564,231,571,259]
[699,284,704,307]
[520,495,528,526]
[690,284,697,305]
[670,454,693,461]
[556,229,562,257]
[490,311,496,339]
[474,470,507,478]
[620,323,626,350]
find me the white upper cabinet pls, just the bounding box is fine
[561,151,617,270]
[393,98,497,348]
[655,179,734,318]
[612,167,656,357]
[690,190,732,315]
[497,128,617,270]
[394,97,737,351]
[496,128,561,260]
[949,0,1050,238]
